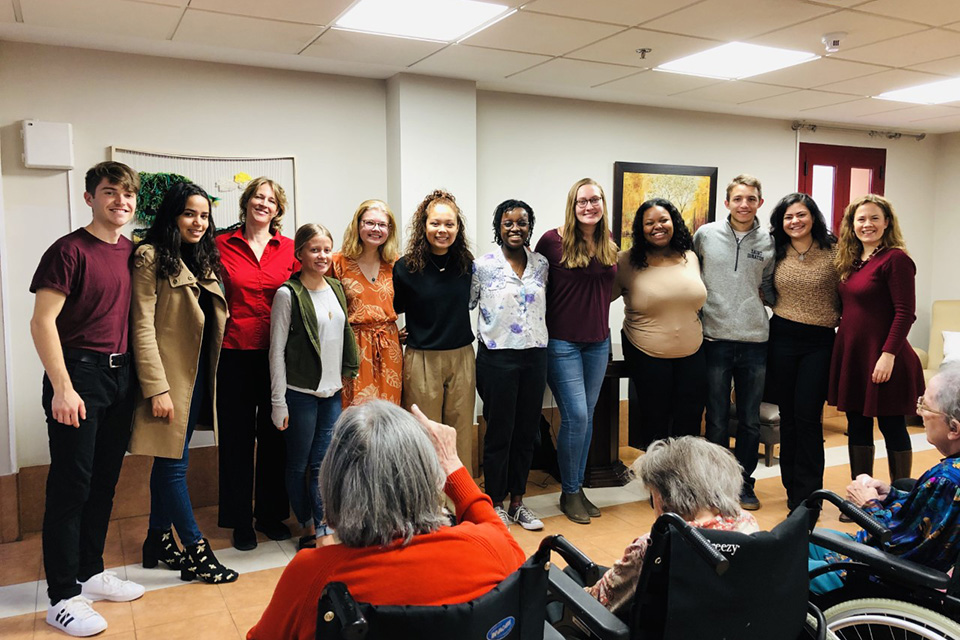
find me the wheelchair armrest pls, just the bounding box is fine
[543,621,566,640]
[810,530,951,591]
[806,490,891,544]
[539,535,602,586]
[547,564,629,640]
[319,582,369,640]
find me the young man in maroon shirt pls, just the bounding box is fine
[30,162,146,636]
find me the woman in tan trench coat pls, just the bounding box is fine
[129,182,237,584]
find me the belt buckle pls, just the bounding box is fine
[108,353,124,368]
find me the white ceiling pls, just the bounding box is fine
[4,0,960,133]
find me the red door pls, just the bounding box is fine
[797,143,886,234]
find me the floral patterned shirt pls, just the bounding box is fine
[469,247,549,350]
[588,511,759,615]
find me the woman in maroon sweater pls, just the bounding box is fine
[828,194,924,487]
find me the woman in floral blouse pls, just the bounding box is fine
[331,200,403,406]
[587,437,758,615]
[470,199,549,532]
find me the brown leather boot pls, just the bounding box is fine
[840,445,875,522]
[887,449,913,483]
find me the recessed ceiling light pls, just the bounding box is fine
[335,0,509,43]
[655,42,819,80]
[876,77,960,105]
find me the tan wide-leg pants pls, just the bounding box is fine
[402,344,477,477]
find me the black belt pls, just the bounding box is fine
[63,348,130,368]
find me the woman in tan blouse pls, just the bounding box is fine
[767,193,839,510]
[612,198,707,446]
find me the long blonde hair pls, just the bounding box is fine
[340,199,399,263]
[835,194,907,281]
[561,178,618,269]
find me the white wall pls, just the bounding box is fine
[932,133,960,307]
[0,42,389,467]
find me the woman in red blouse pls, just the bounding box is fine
[216,177,299,551]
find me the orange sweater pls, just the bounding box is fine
[247,467,526,640]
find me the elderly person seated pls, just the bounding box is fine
[588,437,759,615]
[809,364,960,594]
[247,401,525,640]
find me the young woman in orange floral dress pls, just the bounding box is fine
[331,200,403,406]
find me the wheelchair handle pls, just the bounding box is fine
[806,490,892,545]
[653,513,730,576]
[320,582,369,640]
[539,534,602,586]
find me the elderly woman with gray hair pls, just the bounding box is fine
[588,437,759,615]
[247,400,526,640]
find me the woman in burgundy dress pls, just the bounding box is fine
[828,194,924,488]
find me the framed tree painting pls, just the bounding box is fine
[613,161,718,250]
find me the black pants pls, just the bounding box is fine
[476,344,547,504]
[767,315,834,507]
[41,356,134,605]
[622,332,706,448]
[216,349,289,529]
[846,412,911,450]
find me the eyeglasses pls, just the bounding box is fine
[361,220,390,231]
[917,396,952,420]
[575,196,603,208]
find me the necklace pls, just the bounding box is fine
[791,241,813,262]
[430,253,451,272]
[853,246,883,271]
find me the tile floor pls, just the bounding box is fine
[0,416,940,639]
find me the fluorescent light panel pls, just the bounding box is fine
[656,42,818,80]
[876,77,960,105]
[335,0,508,43]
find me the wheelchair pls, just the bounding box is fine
[314,539,564,639]
[543,498,831,639]
[805,489,960,640]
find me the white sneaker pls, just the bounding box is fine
[493,505,512,528]
[79,570,145,602]
[46,596,108,637]
[508,503,544,531]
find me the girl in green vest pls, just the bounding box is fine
[269,223,359,550]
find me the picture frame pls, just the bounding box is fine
[613,161,718,250]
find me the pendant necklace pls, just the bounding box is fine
[430,253,451,272]
[792,242,813,262]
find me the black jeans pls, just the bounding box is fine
[216,349,289,529]
[476,344,547,504]
[767,315,834,507]
[41,355,134,605]
[621,332,706,448]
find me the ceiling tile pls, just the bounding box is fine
[523,0,703,27]
[302,28,446,67]
[188,0,352,25]
[173,9,322,54]
[21,0,181,38]
[856,0,960,27]
[867,104,960,123]
[817,68,945,95]
[671,79,796,104]
[748,57,886,89]
[750,9,923,52]
[461,10,623,56]
[566,28,717,68]
[641,0,833,40]
[833,28,960,67]
[799,97,911,117]
[906,55,960,76]
[408,44,551,81]
[507,58,640,87]
[740,89,861,110]
[599,69,725,95]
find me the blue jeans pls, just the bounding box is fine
[283,389,341,530]
[546,337,610,494]
[704,340,766,486]
[149,363,206,546]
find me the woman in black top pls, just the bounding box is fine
[393,189,476,475]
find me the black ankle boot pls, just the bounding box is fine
[142,528,183,570]
[181,538,239,584]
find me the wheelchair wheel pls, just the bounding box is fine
[824,598,960,640]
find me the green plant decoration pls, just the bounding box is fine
[136,171,192,225]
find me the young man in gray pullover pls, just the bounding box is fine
[693,174,776,510]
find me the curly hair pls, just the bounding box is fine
[628,198,692,269]
[238,177,287,234]
[561,178,618,269]
[340,199,400,263]
[138,182,221,280]
[769,192,835,261]
[403,189,473,275]
[835,194,906,281]
[492,199,535,247]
